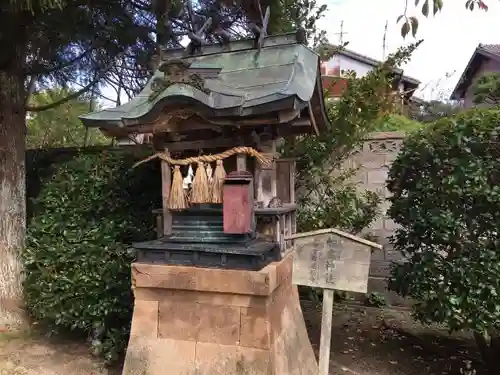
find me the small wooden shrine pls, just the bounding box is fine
[80,12,330,375]
[81,32,329,271]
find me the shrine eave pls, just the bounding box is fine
[79,32,331,136]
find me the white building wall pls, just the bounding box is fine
[324,54,406,94]
[325,54,373,77]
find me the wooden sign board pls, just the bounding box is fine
[289,228,382,293]
[287,228,382,375]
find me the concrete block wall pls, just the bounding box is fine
[342,131,407,305]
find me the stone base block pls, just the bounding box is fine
[122,253,318,375]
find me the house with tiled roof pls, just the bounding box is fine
[450,43,500,107]
[319,45,422,116]
[320,45,421,100]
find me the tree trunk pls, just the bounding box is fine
[474,331,500,375]
[0,67,27,326]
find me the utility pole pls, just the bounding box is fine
[382,20,389,60]
[331,20,348,76]
[334,20,348,44]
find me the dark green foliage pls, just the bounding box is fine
[473,72,500,105]
[296,174,381,233]
[268,0,327,46]
[387,108,500,371]
[26,89,108,148]
[364,292,387,308]
[24,149,161,363]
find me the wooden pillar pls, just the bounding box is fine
[235,152,255,231]
[270,141,277,199]
[156,212,163,238]
[236,153,247,171]
[161,149,172,236]
[290,159,297,237]
[255,140,278,207]
[318,289,334,375]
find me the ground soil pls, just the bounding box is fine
[302,301,485,375]
[0,302,485,375]
[0,327,121,375]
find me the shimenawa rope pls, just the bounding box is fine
[133,146,272,168]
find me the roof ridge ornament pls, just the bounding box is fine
[186,17,212,55]
[295,26,307,45]
[249,5,270,51]
[149,59,212,101]
[185,0,212,56]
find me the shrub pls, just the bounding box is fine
[297,177,381,233]
[372,114,423,133]
[287,52,415,234]
[24,150,161,363]
[387,108,500,373]
[287,44,421,304]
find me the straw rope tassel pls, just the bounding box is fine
[169,166,188,210]
[205,162,213,197]
[211,159,226,204]
[190,162,211,204]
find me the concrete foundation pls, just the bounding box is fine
[122,253,318,375]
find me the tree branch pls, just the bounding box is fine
[130,0,151,11]
[26,60,115,112]
[26,82,95,112]
[68,77,118,103]
[25,46,94,76]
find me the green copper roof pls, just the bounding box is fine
[80,33,322,129]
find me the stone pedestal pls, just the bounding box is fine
[122,253,318,375]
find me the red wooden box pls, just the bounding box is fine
[223,171,254,234]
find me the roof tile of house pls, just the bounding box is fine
[479,43,500,57]
[450,43,500,100]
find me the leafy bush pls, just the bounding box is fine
[24,150,161,363]
[289,44,420,304]
[364,292,387,308]
[387,108,500,372]
[473,72,500,105]
[373,114,423,133]
[296,173,381,233]
[286,44,421,234]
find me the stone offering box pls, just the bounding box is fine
[80,11,331,374]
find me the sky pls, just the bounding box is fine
[100,0,500,107]
[316,0,500,100]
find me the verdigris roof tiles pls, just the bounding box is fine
[80,35,320,127]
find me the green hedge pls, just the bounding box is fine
[387,108,500,372]
[24,147,161,362]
